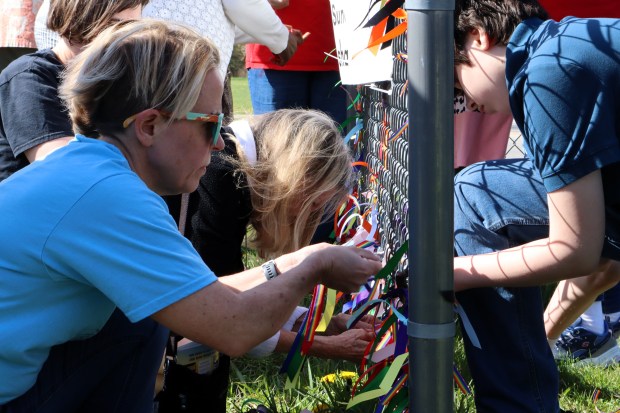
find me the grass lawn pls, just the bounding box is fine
[227,330,620,413]
[231,76,253,118]
[229,251,620,412]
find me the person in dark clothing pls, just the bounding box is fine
[0,0,148,182]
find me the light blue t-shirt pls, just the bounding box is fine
[0,136,217,403]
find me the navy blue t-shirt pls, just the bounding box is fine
[0,49,73,182]
[506,17,620,259]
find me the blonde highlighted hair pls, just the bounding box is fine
[232,109,353,258]
[59,19,220,138]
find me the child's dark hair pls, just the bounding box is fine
[454,0,548,65]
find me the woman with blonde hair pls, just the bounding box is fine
[230,109,352,257]
[177,108,375,410]
[0,19,381,411]
[193,108,355,280]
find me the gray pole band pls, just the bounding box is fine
[405,0,454,11]
[408,321,455,339]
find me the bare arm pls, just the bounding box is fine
[24,137,74,163]
[454,170,605,290]
[225,0,289,53]
[273,312,376,362]
[275,328,374,363]
[217,246,311,291]
[152,245,382,357]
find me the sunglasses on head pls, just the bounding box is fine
[123,110,224,146]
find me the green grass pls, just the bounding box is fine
[234,247,620,412]
[226,334,620,413]
[231,76,253,118]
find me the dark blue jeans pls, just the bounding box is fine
[2,309,168,413]
[454,158,560,413]
[247,68,347,125]
[600,282,620,314]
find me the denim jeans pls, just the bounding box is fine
[3,308,169,413]
[247,68,347,125]
[454,158,560,413]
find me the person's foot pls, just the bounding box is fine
[554,320,620,366]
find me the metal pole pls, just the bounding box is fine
[405,0,455,412]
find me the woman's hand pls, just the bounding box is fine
[310,245,382,293]
[323,313,375,336]
[273,27,309,66]
[268,0,289,9]
[311,328,375,362]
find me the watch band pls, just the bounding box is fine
[261,259,279,281]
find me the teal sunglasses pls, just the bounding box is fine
[123,111,224,145]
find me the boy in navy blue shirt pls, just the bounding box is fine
[451,1,620,411]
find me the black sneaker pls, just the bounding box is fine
[554,320,620,366]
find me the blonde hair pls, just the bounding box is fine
[59,19,220,138]
[232,109,353,258]
[48,0,150,45]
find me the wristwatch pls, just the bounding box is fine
[261,259,279,281]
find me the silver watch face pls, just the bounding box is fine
[262,261,277,280]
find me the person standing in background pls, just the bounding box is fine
[143,0,305,124]
[246,0,347,125]
[34,0,306,123]
[0,0,42,72]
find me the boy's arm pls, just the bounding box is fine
[455,170,605,290]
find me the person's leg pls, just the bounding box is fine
[4,308,169,413]
[545,262,620,340]
[454,158,560,413]
[543,262,620,365]
[308,70,347,125]
[247,68,309,114]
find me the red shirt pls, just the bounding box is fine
[538,0,620,19]
[245,0,339,71]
